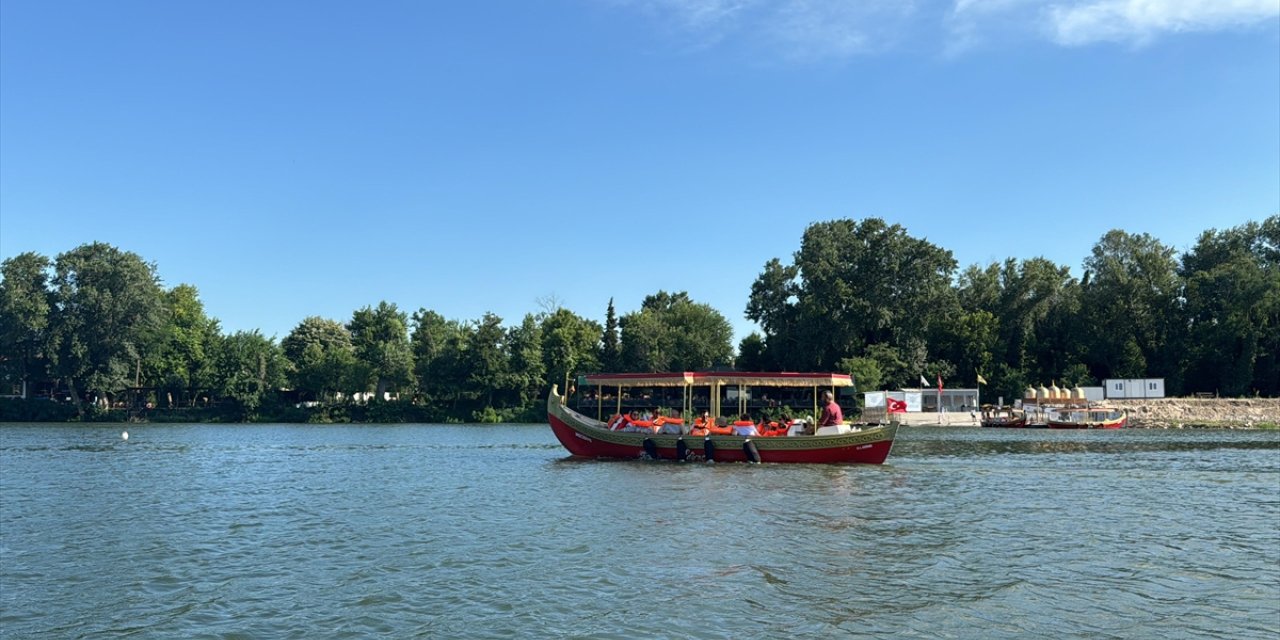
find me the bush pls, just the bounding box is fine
[0,397,78,422]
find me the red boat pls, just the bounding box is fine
[546,372,898,464]
[1047,407,1127,429]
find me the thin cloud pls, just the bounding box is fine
[603,0,920,60]
[1048,0,1280,46]
[605,0,1280,58]
[951,0,1279,50]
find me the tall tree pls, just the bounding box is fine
[507,313,546,406]
[411,309,468,407]
[1180,216,1280,395]
[214,330,287,421]
[1081,230,1180,383]
[746,218,957,375]
[619,291,733,372]
[47,243,165,414]
[541,308,601,394]
[143,285,222,406]
[465,312,510,407]
[282,316,355,402]
[600,297,620,372]
[0,252,53,398]
[349,302,415,400]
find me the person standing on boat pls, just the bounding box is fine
[818,391,843,427]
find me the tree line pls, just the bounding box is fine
[1,215,1275,422]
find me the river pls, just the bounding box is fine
[1,424,1277,639]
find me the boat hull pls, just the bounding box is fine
[981,417,1027,428]
[547,390,896,464]
[1047,417,1126,429]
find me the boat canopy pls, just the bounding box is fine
[575,372,853,421]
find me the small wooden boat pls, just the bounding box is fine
[1047,407,1127,429]
[547,372,898,464]
[980,405,1027,428]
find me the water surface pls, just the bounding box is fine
[2,424,1277,639]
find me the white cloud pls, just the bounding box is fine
[605,0,1280,58]
[603,0,920,60]
[1048,0,1280,46]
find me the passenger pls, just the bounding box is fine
[760,415,790,437]
[731,413,760,437]
[655,409,685,434]
[624,410,657,433]
[818,391,843,428]
[691,411,713,436]
[707,415,734,436]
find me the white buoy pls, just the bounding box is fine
[121,431,129,441]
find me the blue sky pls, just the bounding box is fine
[2,0,1277,345]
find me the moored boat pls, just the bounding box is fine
[1047,407,1127,429]
[546,372,898,464]
[980,405,1027,428]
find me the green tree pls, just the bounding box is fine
[214,330,287,421]
[349,302,415,400]
[1081,230,1180,383]
[144,284,222,407]
[1180,216,1280,395]
[600,297,620,372]
[465,312,510,407]
[838,355,882,396]
[47,243,165,414]
[411,309,468,408]
[282,316,355,401]
[507,313,545,407]
[619,291,733,372]
[746,218,957,371]
[541,308,601,394]
[0,252,53,398]
[736,332,770,371]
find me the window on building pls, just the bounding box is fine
[1149,382,1157,390]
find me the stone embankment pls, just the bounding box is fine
[1110,398,1280,429]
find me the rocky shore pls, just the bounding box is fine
[884,398,1280,428]
[1110,398,1280,429]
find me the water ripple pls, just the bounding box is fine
[1,424,1276,639]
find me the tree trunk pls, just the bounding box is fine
[66,378,85,418]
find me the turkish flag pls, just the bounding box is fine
[887,398,907,414]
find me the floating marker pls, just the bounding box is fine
[121,431,129,441]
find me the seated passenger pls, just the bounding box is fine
[607,414,627,430]
[622,411,657,433]
[759,415,789,437]
[731,413,760,437]
[691,411,713,436]
[654,409,685,434]
[707,416,734,436]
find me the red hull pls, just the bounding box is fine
[1047,417,1127,429]
[547,391,897,464]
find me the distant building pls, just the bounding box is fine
[865,388,978,412]
[1103,378,1165,399]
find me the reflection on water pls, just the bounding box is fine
[1,424,1277,639]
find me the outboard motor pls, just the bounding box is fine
[703,437,716,463]
[743,439,762,464]
[676,437,688,462]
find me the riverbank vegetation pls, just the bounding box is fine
[1,216,1275,422]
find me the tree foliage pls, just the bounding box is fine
[3,218,1278,424]
[619,291,732,372]
[47,243,165,413]
[348,302,415,399]
[746,218,956,378]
